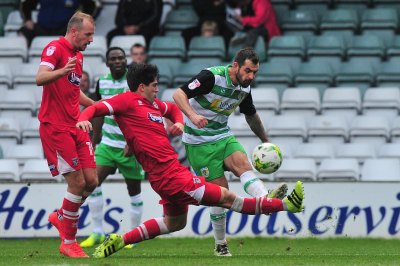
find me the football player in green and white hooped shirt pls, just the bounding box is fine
[173,47,288,256]
[80,47,145,248]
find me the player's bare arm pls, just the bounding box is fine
[36,57,77,86]
[123,145,133,157]
[173,88,208,128]
[245,113,269,143]
[79,90,95,107]
[77,101,112,133]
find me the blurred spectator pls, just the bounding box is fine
[106,0,163,46]
[201,20,218,37]
[80,70,91,95]
[128,43,148,68]
[228,0,281,46]
[19,0,100,46]
[80,70,94,111]
[181,0,233,48]
[160,0,175,27]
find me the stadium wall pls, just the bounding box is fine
[1,182,400,238]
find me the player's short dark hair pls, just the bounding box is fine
[106,47,126,60]
[127,63,159,92]
[234,47,259,67]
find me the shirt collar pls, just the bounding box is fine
[224,64,233,87]
[59,36,75,52]
[112,69,128,82]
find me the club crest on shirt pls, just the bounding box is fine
[188,79,201,90]
[48,163,57,174]
[200,167,209,178]
[68,72,81,86]
[193,177,201,184]
[147,112,163,123]
[153,102,159,109]
[46,46,56,56]
[72,157,79,166]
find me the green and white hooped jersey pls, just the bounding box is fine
[183,65,251,145]
[98,71,129,149]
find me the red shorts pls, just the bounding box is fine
[149,163,222,216]
[40,122,96,176]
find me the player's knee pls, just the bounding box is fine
[83,170,99,192]
[228,153,252,176]
[167,219,186,232]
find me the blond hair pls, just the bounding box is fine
[67,11,95,33]
[201,20,218,35]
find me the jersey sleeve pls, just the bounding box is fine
[102,92,130,115]
[239,91,257,116]
[179,69,215,99]
[157,99,184,124]
[40,41,61,70]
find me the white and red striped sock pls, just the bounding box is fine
[61,191,82,243]
[230,196,284,214]
[123,217,169,245]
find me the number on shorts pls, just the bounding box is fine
[86,142,94,156]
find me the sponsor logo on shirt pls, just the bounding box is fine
[46,46,56,56]
[210,99,238,113]
[188,79,201,90]
[147,112,163,123]
[68,72,81,86]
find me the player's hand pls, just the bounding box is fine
[61,57,77,76]
[169,122,184,136]
[234,15,243,23]
[124,25,139,34]
[190,114,208,128]
[76,120,92,132]
[123,145,133,157]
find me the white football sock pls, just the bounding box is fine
[130,193,143,229]
[240,171,268,197]
[210,206,227,245]
[88,186,104,234]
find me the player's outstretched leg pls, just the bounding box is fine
[93,234,125,258]
[282,181,304,213]
[224,181,304,215]
[267,183,288,199]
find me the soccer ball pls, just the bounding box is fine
[251,143,283,174]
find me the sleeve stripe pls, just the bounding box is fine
[103,101,114,114]
[40,61,55,70]
[162,102,168,115]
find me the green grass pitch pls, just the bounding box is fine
[1,237,400,266]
